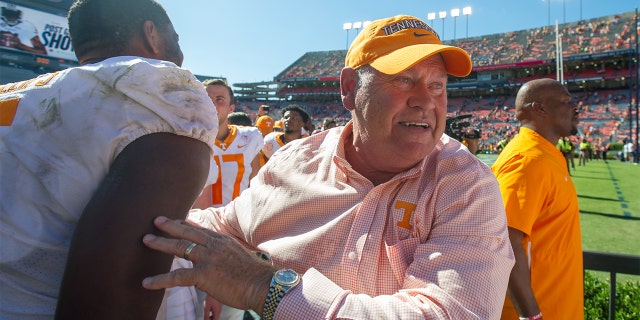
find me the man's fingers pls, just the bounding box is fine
[153,216,210,244]
[142,267,197,290]
[142,234,204,262]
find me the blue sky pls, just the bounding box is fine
[156,0,639,86]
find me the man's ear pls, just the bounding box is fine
[531,101,548,116]
[142,20,160,54]
[340,67,357,111]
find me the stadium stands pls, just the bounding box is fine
[235,10,638,152]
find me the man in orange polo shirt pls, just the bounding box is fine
[492,78,583,320]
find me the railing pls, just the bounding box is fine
[583,250,640,319]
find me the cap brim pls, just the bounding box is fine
[369,44,472,77]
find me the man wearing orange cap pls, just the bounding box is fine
[142,15,514,319]
[255,104,274,137]
[272,119,283,132]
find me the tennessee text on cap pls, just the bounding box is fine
[345,15,472,77]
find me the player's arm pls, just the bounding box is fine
[27,35,47,55]
[506,227,541,318]
[192,185,213,209]
[248,153,261,181]
[13,35,47,55]
[55,133,210,319]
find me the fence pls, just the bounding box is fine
[583,250,640,319]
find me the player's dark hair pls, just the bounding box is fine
[282,104,310,124]
[68,0,171,59]
[228,112,253,127]
[202,78,235,104]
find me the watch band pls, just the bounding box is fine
[262,269,299,320]
[262,282,283,320]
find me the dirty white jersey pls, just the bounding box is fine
[0,56,217,318]
[206,125,263,207]
[261,131,286,160]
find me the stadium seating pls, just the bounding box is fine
[237,11,638,151]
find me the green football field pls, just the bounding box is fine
[477,153,640,282]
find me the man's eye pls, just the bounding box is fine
[430,82,445,94]
[391,77,413,90]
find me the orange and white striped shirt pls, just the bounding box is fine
[189,122,514,319]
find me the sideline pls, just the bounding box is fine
[605,161,632,218]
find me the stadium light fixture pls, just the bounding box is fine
[427,12,436,25]
[427,12,436,33]
[451,9,460,40]
[343,22,352,50]
[352,21,363,35]
[463,7,472,38]
[439,11,447,40]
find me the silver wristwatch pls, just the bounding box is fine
[262,269,300,320]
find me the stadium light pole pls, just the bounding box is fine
[463,7,472,38]
[545,0,550,26]
[439,11,447,40]
[427,12,436,30]
[580,0,583,21]
[343,22,352,50]
[352,21,363,36]
[451,9,460,41]
[635,8,639,163]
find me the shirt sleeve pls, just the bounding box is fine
[494,155,547,235]
[92,58,218,157]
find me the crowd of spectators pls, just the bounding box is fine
[236,85,636,157]
[272,11,636,82]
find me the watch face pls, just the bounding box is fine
[274,269,299,286]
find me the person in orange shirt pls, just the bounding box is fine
[272,119,283,132]
[492,78,583,320]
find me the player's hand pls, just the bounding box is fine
[141,216,276,313]
[203,295,222,320]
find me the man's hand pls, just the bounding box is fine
[204,295,222,320]
[142,216,276,314]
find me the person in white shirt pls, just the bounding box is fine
[261,104,310,161]
[0,0,217,318]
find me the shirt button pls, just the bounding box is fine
[348,251,357,260]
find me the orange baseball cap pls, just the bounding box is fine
[255,115,274,135]
[345,15,472,77]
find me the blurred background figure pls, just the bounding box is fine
[0,3,47,54]
[254,104,274,137]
